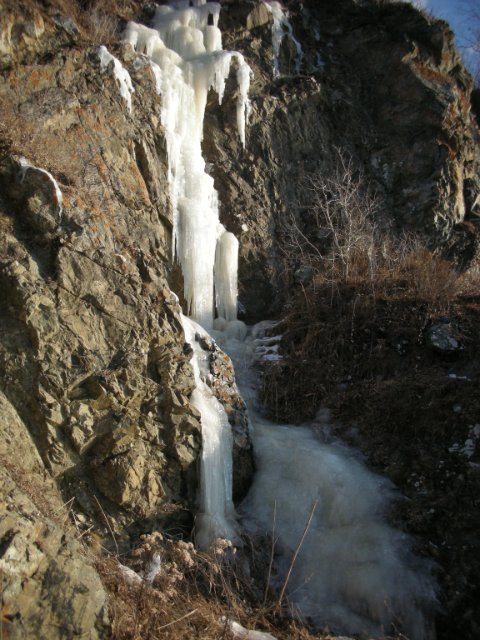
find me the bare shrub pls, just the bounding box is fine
[85,4,119,45]
[280,149,382,287]
[280,149,478,309]
[266,149,480,423]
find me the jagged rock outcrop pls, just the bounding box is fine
[206,0,480,317]
[0,0,252,593]
[1,0,479,638]
[0,391,108,639]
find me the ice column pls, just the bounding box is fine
[181,315,238,549]
[214,231,239,322]
[124,2,251,329]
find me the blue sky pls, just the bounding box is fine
[417,0,479,75]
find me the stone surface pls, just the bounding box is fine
[427,321,460,353]
[0,391,107,640]
[0,0,479,637]
[212,0,480,318]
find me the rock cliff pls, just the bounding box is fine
[0,0,479,638]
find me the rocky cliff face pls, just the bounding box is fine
[0,1,479,638]
[209,0,480,317]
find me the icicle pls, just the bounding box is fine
[215,231,239,322]
[235,54,252,147]
[181,315,239,549]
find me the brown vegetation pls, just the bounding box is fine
[261,153,480,640]
[95,533,336,640]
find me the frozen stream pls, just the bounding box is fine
[215,325,436,640]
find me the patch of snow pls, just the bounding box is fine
[144,552,162,582]
[118,563,142,585]
[18,156,63,215]
[98,45,134,113]
[221,618,277,640]
[449,424,480,458]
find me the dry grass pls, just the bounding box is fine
[1,0,138,45]
[262,233,480,424]
[95,532,334,640]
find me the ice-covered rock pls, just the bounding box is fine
[98,46,134,112]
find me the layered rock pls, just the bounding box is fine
[206,0,480,317]
[0,0,479,638]
[0,0,251,560]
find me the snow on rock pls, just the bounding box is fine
[427,321,460,352]
[144,552,162,583]
[98,45,134,113]
[118,563,143,585]
[18,156,63,215]
[449,424,480,458]
[221,618,277,640]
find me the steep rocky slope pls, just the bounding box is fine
[0,0,479,638]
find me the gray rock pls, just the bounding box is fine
[427,322,460,352]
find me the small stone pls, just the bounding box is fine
[427,322,460,353]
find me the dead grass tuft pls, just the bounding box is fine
[95,531,335,640]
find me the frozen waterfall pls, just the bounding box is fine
[181,315,239,549]
[264,1,304,77]
[124,4,435,637]
[124,1,251,329]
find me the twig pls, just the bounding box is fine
[276,500,317,612]
[93,495,119,556]
[263,500,277,607]
[157,609,198,630]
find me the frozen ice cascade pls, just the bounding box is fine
[264,1,303,77]
[217,327,437,640]
[181,315,239,550]
[124,1,251,329]
[122,3,435,638]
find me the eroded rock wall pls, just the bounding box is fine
[0,6,252,636]
[0,0,479,637]
[206,0,480,317]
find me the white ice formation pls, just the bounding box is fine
[124,1,251,329]
[214,231,239,322]
[264,1,303,77]
[181,314,239,549]
[18,156,63,215]
[98,45,134,112]
[221,618,277,640]
[219,324,436,640]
